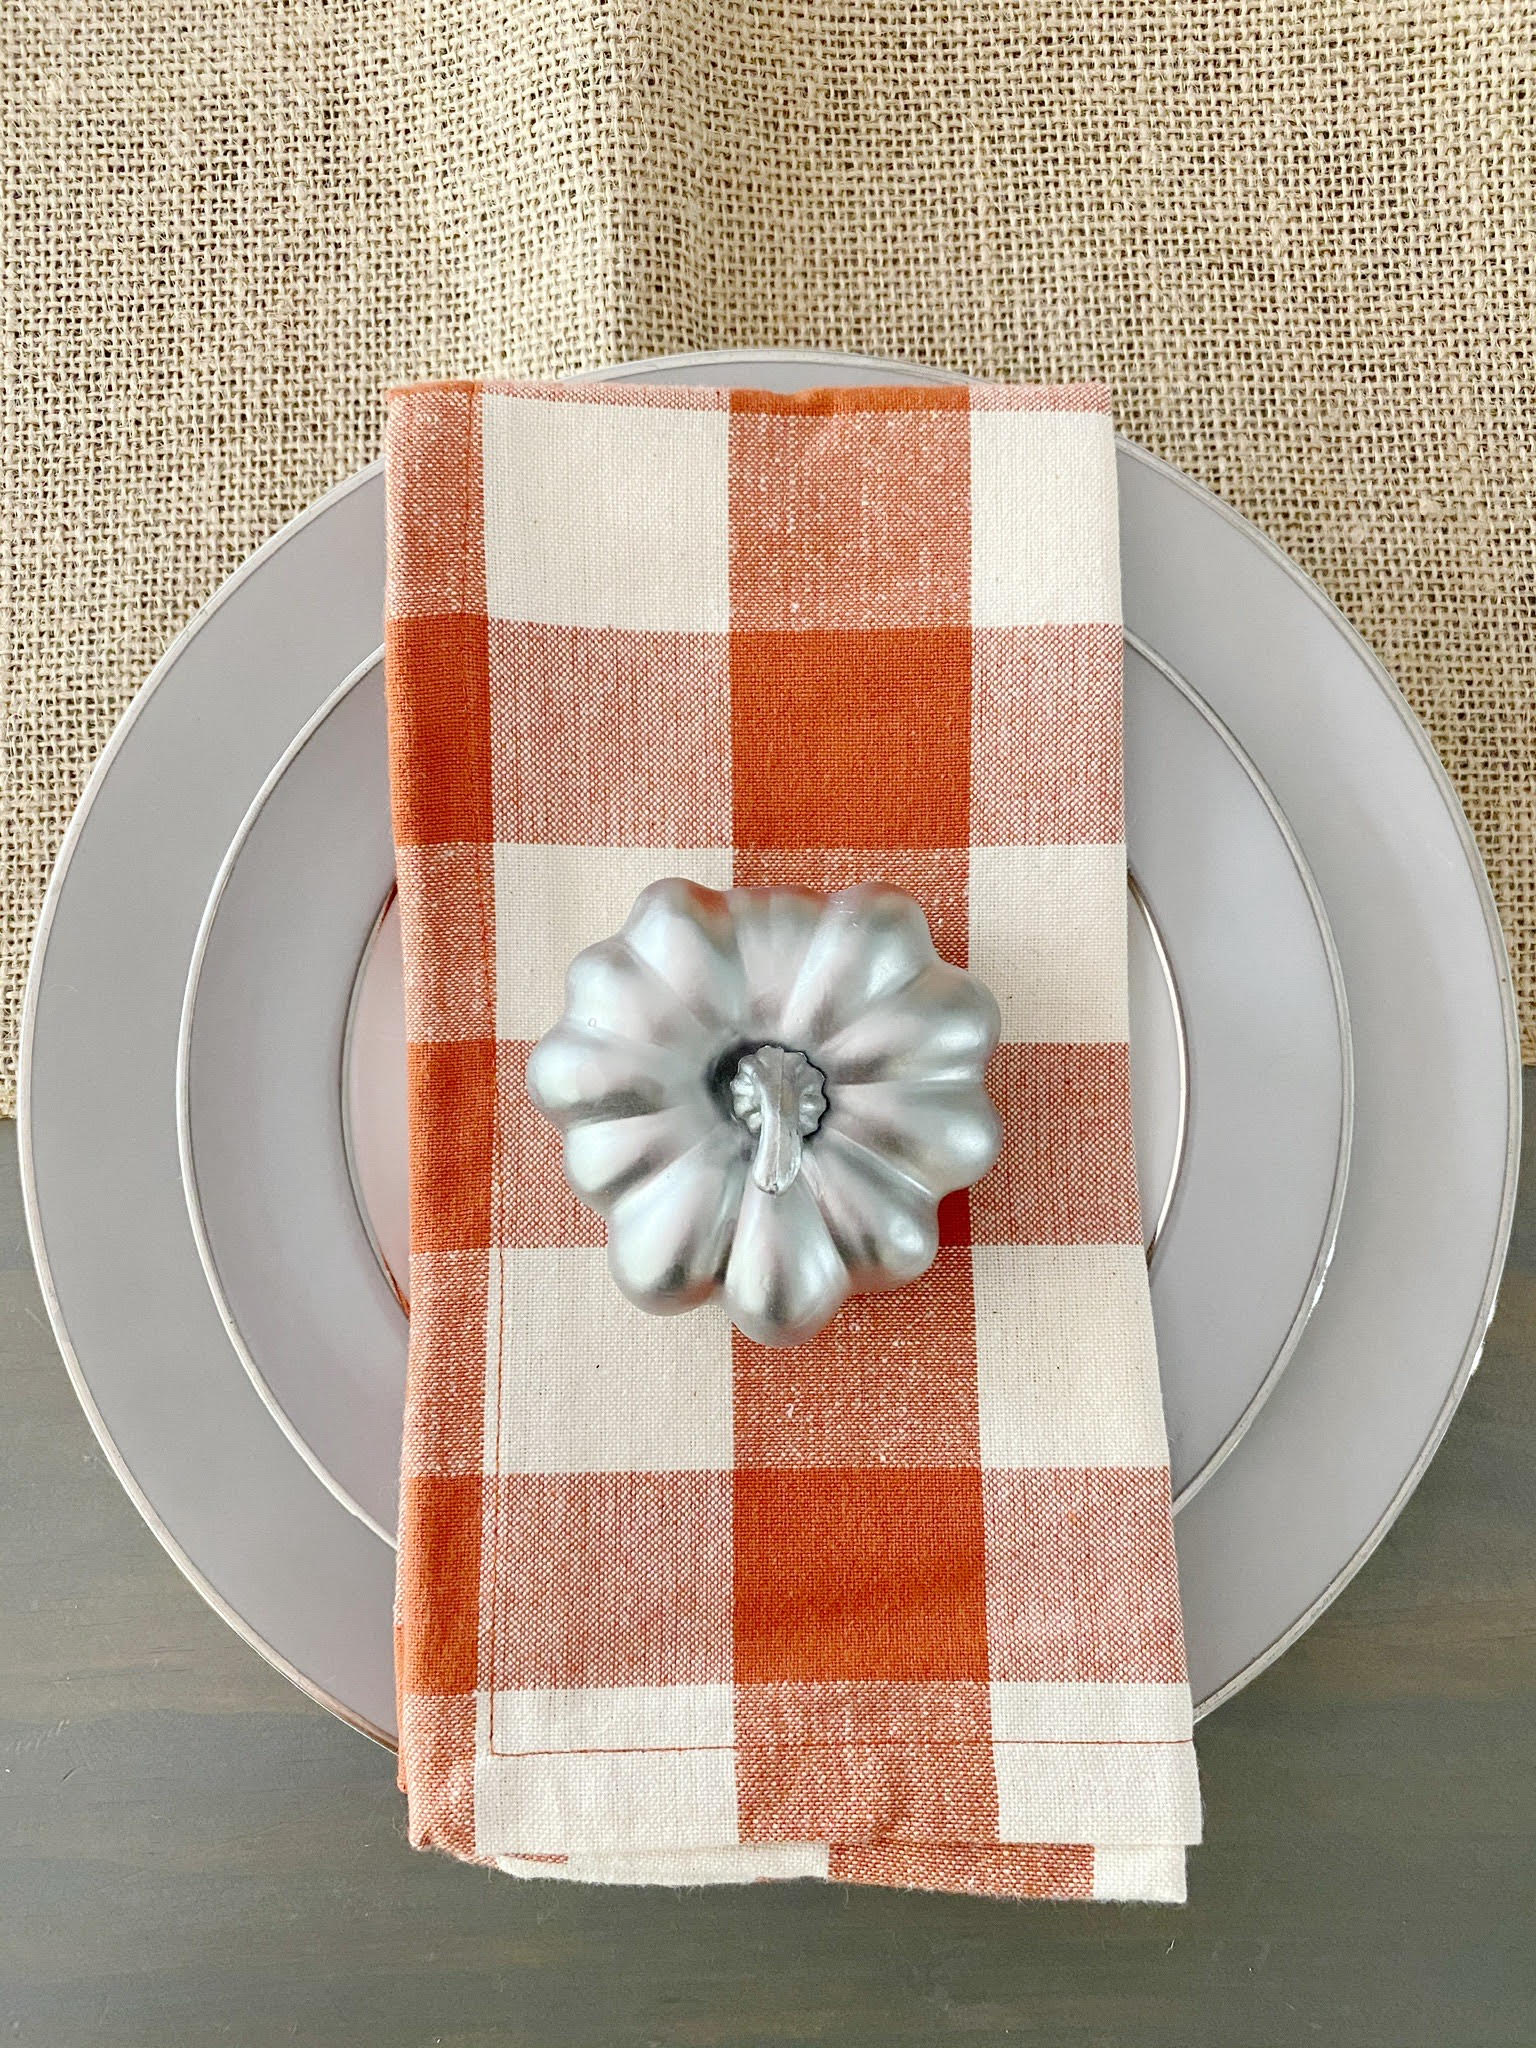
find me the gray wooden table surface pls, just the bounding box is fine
[3,1105,1533,2048]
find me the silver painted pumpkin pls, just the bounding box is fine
[525,879,1002,1347]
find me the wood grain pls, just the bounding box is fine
[2,1111,1533,2047]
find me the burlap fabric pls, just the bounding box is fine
[3,1,1532,1115]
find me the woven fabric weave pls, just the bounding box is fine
[385,378,1200,1898]
[4,2,1533,1116]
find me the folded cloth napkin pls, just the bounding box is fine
[385,377,1201,1901]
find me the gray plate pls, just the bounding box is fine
[20,349,1519,1740]
[177,630,1349,1540]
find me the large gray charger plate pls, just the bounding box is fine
[21,349,1519,1742]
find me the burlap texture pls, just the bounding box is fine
[4,1,1532,1114]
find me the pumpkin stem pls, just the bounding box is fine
[729,1045,828,1195]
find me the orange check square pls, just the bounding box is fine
[488,622,731,847]
[982,1467,1187,1684]
[407,1037,498,1253]
[730,627,971,849]
[395,843,497,1043]
[397,1473,483,1694]
[733,1466,990,1684]
[729,406,970,630]
[731,1247,980,1469]
[731,845,968,966]
[969,1042,1141,1245]
[385,383,483,621]
[385,613,493,847]
[729,386,972,416]
[487,1471,733,1694]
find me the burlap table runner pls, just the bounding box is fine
[4,1,1532,1115]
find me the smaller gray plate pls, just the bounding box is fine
[178,634,1350,1541]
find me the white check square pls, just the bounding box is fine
[988,1681,1193,1744]
[970,409,1121,627]
[482,396,730,631]
[972,1244,1170,1468]
[969,843,1129,1043]
[485,1246,734,1473]
[493,842,732,1042]
[475,1743,741,1853]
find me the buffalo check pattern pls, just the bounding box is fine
[385,379,1201,1902]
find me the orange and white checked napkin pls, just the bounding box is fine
[384,379,1201,1902]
